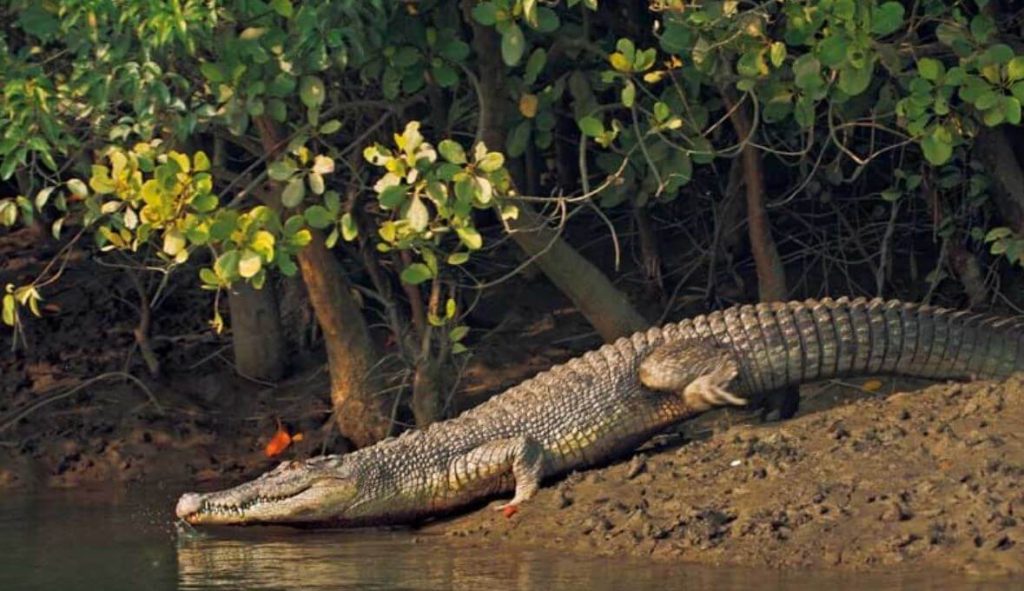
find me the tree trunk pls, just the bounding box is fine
[254,116,390,447]
[507,207,650,339]
[975,126,1024,233]
[228,282,285,381]
[296,235,391,446]
[721,90,787,302]
[463,3,649,341]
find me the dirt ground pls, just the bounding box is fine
[428,375,1024,576]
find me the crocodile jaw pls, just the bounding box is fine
[175,458,358,525]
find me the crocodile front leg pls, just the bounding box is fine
[447,436,545,513]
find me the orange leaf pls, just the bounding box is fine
[264,426,293,457]
[518,93,539,119]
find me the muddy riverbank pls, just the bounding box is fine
[430,375,1024,577]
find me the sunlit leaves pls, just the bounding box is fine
[364,121,512,284]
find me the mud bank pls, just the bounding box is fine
[430,376,1024,576]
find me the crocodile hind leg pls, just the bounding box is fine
[639,338,747,412]
[448,436,545,513]
[760,387,800,422]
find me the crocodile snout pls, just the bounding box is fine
[176,493,203,519]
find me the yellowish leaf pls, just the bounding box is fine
[609,52,632,73]
[643,70,667,84]
[861,379,883,392]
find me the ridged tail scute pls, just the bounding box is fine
[675,297,1024,395]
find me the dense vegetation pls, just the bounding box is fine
[3,0,1024,446]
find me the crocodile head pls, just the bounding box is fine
[175,455,367,526]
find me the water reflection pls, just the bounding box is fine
[174,527,1018,591]
[0,488,1020,591]
[176,530,689,591]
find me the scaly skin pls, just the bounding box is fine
[175,297,1024,527]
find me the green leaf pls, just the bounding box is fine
[1007,97,1022,125]
[200,62,225,83]
[268,160,296,181]
[270,0,293,18]
[17,4,58,40]
[379,185,408,209]
[199,267,220,286]
[438,139,467,164]
[578,116,604,137]
[400,263,433,285]
[621,81,636,107]
[975,91,1000,110]
[792,55,823,92]
[282,177,306,207]
[983,104,1006,127]
[501,24,526,67]
[448,252,470,265]
[214,249,241,280]
[838,63,873,96]
[524,48,547,85]
[438,39,471,62]
[472,2,498,25]
[449,325,469,342]
[319,120,342,134]
[431,63,459,87]
[304,205,334,229]
[871,2,905,36]
[794,96,816,128]
[917,58,943,81]
[817,35,847,68]
[340,212,358,241]
[506,120,532,158]
[921,125,953,166]
[268,99,288,122]
[191,193,219,213]
[985,227,1013,242]
[299,76,326,108]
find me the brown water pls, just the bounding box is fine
[0,486,1017,590]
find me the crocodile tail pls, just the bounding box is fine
[679,297,1024,395]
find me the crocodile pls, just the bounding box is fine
[175,297,1024,527]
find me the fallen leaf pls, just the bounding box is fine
[264,421,298,457]
[862,379,884,392]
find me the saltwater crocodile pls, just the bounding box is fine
[175,297,1024,527]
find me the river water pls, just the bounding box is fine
[0,486,1017,590]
